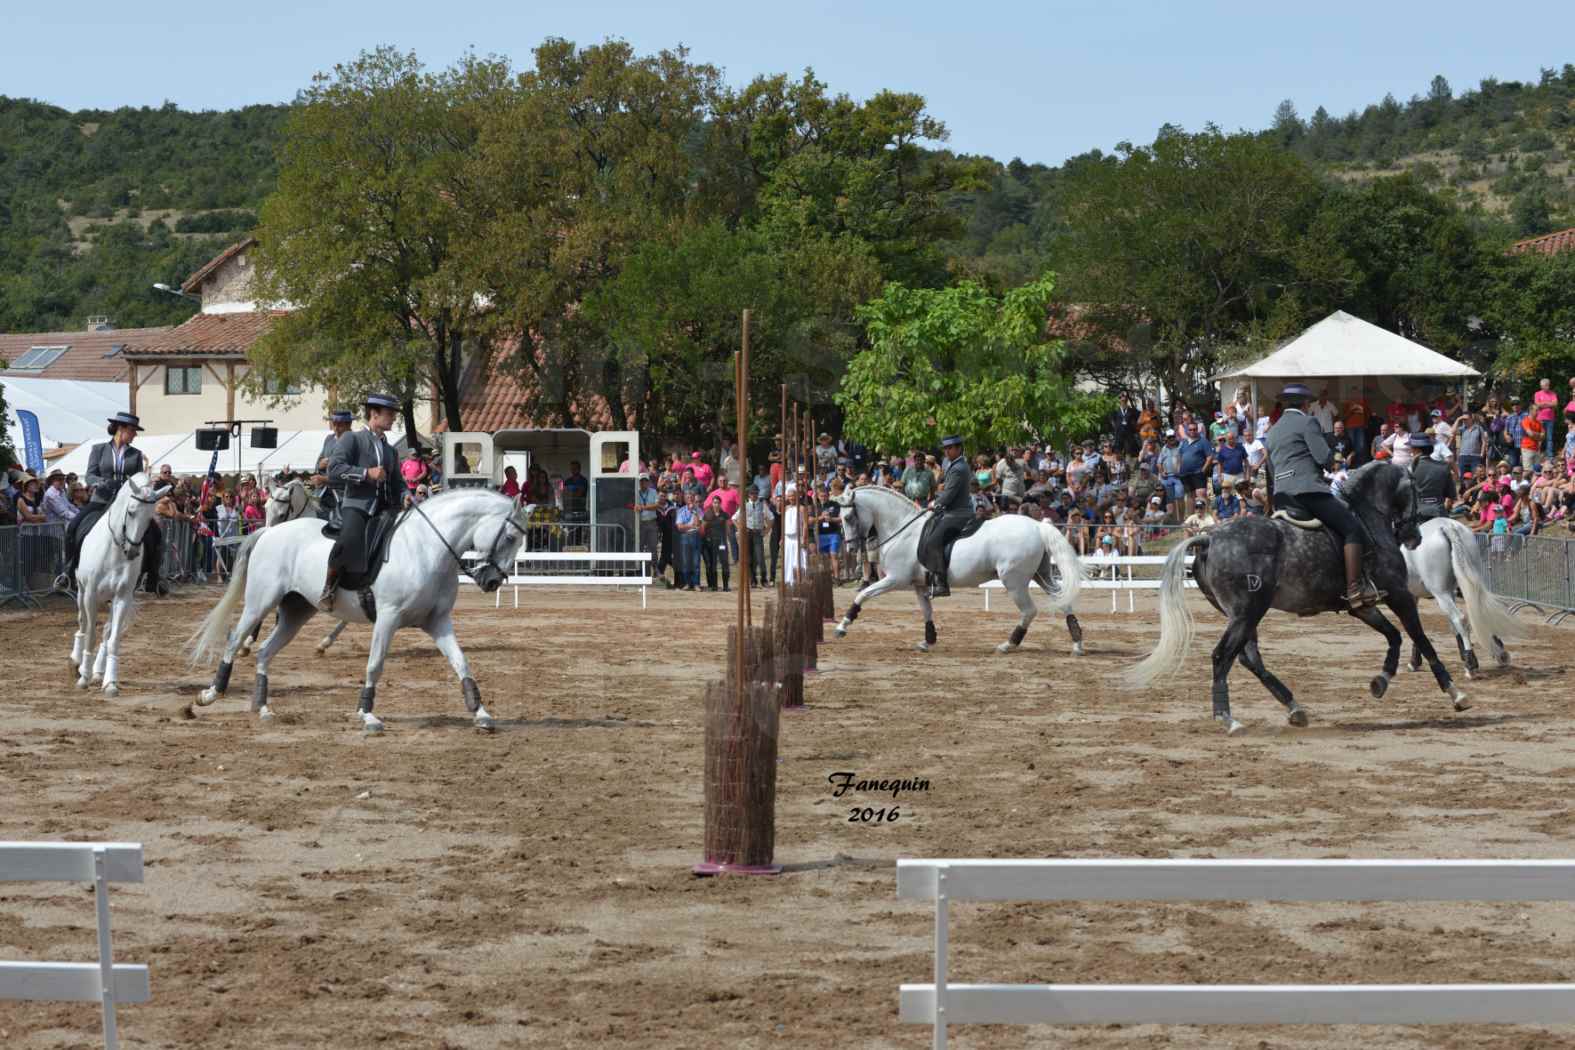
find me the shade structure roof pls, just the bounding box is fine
[2,376,129,451]
[1216,311,1480,380]
[49,428,418,478]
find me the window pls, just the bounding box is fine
[262,375,302,396]
[165,365,202,395]
[10,346,68,370]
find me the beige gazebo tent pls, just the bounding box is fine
[1215,310,1480,420]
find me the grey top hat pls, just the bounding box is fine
[108,411,144,431]
[1280,383,1314,400]
[940,435,963,448]
[364,393,400,411]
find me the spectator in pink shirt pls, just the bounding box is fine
[499,465,521,500]
[689,451,713,489]
[401,447,428,495]
[703,474,742,563]
[1534,378,1560,459]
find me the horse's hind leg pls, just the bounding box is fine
[1386,592,1469,712]
[914,586,937,652]
[997,577,1038,654]
[356,617,398,734]
[1432,590,1478,678]
[1066,614,1084,656]
[1238,634,1306,727]
[75,597,96,689]
[1210,613,1258,735]
[1351,604,1404,699]
[251,595,314,722]
[316,620,349,655]
[425,610,494,732]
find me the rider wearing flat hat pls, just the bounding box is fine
[1407,431,1454,522]
[313,408,355,524]
[320,394,403,612]
[61,412,155,587]
[921,435,972,598]
[1265,383,1382,610]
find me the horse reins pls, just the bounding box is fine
[112,487,161,560]
[410,501,525,583]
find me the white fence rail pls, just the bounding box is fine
[897,858,1575,1049]
[0,842,149,1050]
[981,555,1196,612]
[460,551,654,608]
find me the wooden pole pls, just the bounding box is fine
[779,383,787,600]
[738,309,751,631]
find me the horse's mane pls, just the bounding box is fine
[419,486,519,515]
[1341,460,1405,510]
[848,484,917,511]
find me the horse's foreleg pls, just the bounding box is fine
[251,598,313,722]
[914,586,937,652]
[316,620,348,655]
[1351,604,1404,700]
[997,578,1038,654]
[1388,593,1469,711]
[75,596,96,689]
[99,591,136,697]
[1065,613,1085,656]
[357,618,398,734]
[833,575,903,639]
[425,611,493,732]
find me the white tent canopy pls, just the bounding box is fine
[2,377,129,452]
[1216,311,1480,380]
[50,428,418,478]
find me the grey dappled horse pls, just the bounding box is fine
[1124,461,1467,734]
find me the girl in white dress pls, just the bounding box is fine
[783,483,806,584]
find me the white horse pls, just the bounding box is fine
[1403,516,1526,678]
[186,488,528,733]
[237,479,352,657]
[69,472,170,696]
[830,485,1087,653]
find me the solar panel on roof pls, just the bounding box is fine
[11,346,69,370]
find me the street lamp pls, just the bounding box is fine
[152,282,201,303]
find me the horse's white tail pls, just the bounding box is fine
[1440,518,1527,643]
[1120,535,1206,690]
[1036,520,1085,613]
[186,530,260,667]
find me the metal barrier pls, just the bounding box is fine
[520,520,629,555]
[0,522,69,609]
[1474,532,1575,625]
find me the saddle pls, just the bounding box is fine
[324,508,404,591]
[1270,506,1324,530]
[918,513,986,576]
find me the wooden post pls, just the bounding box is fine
[779,383,787,600]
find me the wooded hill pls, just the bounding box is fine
[2,63,1573,336]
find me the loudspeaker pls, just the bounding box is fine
[195,427,230,451]
[250,427,277,449]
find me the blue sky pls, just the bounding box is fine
[3,1,1571,164]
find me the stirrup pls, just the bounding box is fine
[928,573,951,599]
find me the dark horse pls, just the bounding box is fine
[1121,461,1468,734]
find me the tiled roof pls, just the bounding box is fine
[1507,226,1575,256]
[0,325,170,381]
[441,342,614,433]
[126,311,283,358]
[181,237,257,294]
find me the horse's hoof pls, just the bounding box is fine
[75,676,90,691]
[196,687,218,707]
[995,642,1017,654]
[238,644,251,657]
[90,673,103,686]
[1226,718,1247,736]
[1496,651,1512,668]
[833,626,847,638]
[1465,668,1476,681]
[362,713,384,735]
[257,705,275,723]
[102,683,119,699]
[474,714,496,733]
[1452,690,1471,712]
[315,645,328,657]
[1369,675,1390,699]
[1073,642,1085,656]
[1405,664,1421,673]
[915,641,930,653]
[1288,708,1309,728]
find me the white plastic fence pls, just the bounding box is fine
[0,842,149,1050]
[897,858,1575,1049]
[460,551,654,608]
[981,555,1196,613]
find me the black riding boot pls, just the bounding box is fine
[1343,543,1381,610]
[318,565,341,612]
[929,569,950,599]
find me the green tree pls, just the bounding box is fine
[836,273,1109,451]
[1479,250,1575,382]
[1050,126,1337,404]
[250,48,515,434]
[0,372,16,470]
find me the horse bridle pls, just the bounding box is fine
[412,501,527,583]
[113,486,161,560]
[269,483,308,518]
[842,488,931,553]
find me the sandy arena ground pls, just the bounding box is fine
[1,580,1573,1049]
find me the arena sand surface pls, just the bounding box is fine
[1,583,1573,1049]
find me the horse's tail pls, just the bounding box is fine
[186,529,260,667]
[1120,534,1207,690]
[1440,518,1527,642]
[1035,520,1084,613]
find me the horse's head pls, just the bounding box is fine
[470,502,529,593]
[837,487,869,545]
[119,472,169,547]
[1347,461,1422,550]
